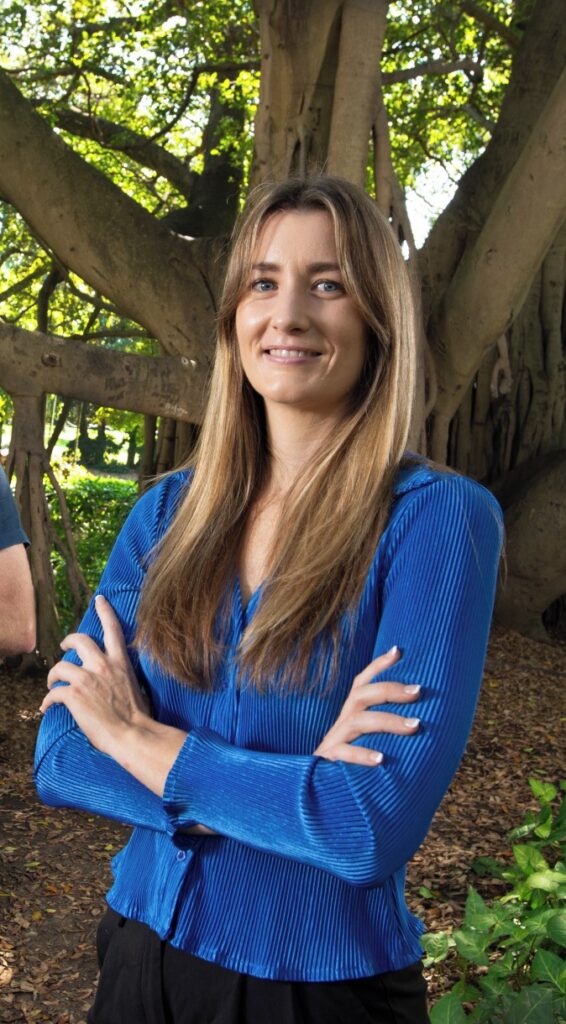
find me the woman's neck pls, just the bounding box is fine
[264,404,342,493]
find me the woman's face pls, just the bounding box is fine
[235,209,367,421]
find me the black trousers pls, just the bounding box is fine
[87,908,430,1024]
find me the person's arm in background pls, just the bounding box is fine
[0,467,35,656]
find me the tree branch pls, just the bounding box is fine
[0,322,207,423]
[52,108,195,198]
[5,62,124,85]
[460,0,521,49]
[420,0,566,317]
[382,57,483,85]
[0,267,46,303]
[0,70,217,359]
[431,66,566,423]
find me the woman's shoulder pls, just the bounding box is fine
[117,469,192,555]
[391,454,503,539]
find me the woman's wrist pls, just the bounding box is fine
[108,718,188,797]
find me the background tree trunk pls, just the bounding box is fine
[493,452,566,639]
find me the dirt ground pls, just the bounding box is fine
[1,626,564,1023]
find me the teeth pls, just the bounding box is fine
[267,348,317,358]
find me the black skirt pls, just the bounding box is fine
[88,908,430,1024]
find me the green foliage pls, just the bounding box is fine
[422,778,566,1023]
[0,0,258,338]
[47,463,137,633]
[382,1,515,189]
[0,0,518,344]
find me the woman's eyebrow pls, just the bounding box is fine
[251,261,341,272]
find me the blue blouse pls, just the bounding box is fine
[34,461,503,982]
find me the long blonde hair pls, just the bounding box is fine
[136,176,417,690]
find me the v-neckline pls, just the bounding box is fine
[235,574,264,620]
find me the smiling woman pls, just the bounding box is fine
[34,176,503,1024]
[235,210,367,418]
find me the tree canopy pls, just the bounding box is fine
[1,0,520,342]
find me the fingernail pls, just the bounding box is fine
[95,594,103,603]
[387,645,399,656]
[405,685,421,694]
[374,752,383,764]
[405,718,420,728]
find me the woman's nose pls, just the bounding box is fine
[270,287,310,333]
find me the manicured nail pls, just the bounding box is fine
[405,718,420,728]
[387,645,399,656]
[405,685,421,694]
[95,594,103,603]
[374,752,383,764]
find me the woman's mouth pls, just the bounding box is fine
[263,348,321,361]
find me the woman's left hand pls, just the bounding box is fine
[41,595,151,759]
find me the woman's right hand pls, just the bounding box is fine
[313,647,421,766]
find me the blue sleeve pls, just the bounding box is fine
[33,473,188,833]
[0,467,28,549]
[163,476,503,886]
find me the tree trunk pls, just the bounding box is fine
[140,416,157,488]
[447,226,566,482]
[7,394,93,664]
[428,65,566,461]
[8,396,61,662]
[326,0,387,185]
[494,451,566,640]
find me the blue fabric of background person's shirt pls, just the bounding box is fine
[0,466,29,550]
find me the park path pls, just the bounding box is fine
[0,627,564,1023]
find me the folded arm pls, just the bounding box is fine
[160,477,503,886]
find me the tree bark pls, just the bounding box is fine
[0,323,208,423]
[421,0,566,318]
[494,452,566,640]
[251,0,343,183]
[0,70,216,359]
[326,0,387,185]
[429,65,566,459]
[9,396,61,662]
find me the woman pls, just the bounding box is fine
[35,176,503,1023]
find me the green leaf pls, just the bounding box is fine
[464,886,497,930]
[471,855,505,878]
[421,931,454,963]
[451,979,480,1002]
[547,912,566,948]
[509,823,538,843]
[529,779,558,804]
[534,805,553,839]
[453,928,490,964]
[430,991,468,1024]
[526,869,566,893]
[503,984,555,1024]
[513,846,549,876]
[478,971,508,997]
[530,949,566,993]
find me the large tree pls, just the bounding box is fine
[0,0,565,658]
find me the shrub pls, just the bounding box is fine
[422,778,566,1023]
[47,464,138,634]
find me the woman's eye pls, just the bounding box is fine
[315,280,342,294]
[251,279,276,292]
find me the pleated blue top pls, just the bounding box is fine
[34,460,503,981]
